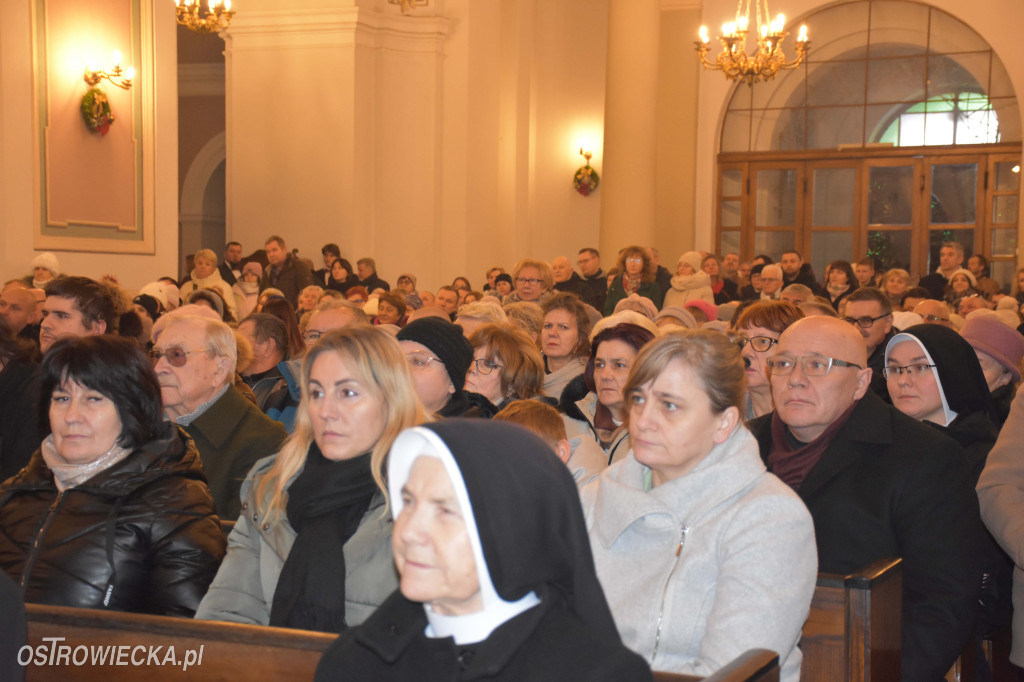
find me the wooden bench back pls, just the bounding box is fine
[24,604,334,682]
[800,557,902,682]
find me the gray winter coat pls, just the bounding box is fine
[580,426,817,680]
[194,455,397,627]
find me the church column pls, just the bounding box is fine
[599,0,660,259]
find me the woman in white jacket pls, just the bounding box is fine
[180,248,238,320]
[581,330,817,680]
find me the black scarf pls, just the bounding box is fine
[269,444,378,632]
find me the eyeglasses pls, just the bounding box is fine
[471,358,502,375]
[736,335,778,353]
[842,313,889,329]
[625,257,644,264]
[882,364,936,379]
[149,347,210,368]
[303,329,326,342]
[766,354,864,376]
[406,352,443,370]
[516,277,542,286]
[921,314,950,324]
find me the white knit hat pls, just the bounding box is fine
[31,252,60,278]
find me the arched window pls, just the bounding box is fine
[716,0,1021,284]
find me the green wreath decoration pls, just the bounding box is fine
[81,88,115,136]
[573,164,600,196]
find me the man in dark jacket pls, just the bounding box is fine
[842,287,897,402]
[780,250,822,295]
[356,257,390,293]
[153,314,287,519]
[313,243,341,288]
[576,247,607,311]
[919,241,966,300]
[552,256,589,301]
[748,315,982,681]
[218,241,243,286]
[261,235,313,308]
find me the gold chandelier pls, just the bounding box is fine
[695,0,809,86]
[175,0,234,34]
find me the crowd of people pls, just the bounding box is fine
[2,235,1024,680]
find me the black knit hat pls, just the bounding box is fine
[397,317,474,392]
[132,294,160,321]
[495,273,513,287]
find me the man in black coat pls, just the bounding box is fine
[918,241,966,300]
[576,247,607,312]
[355,257,390,293]
[780,250,822,295]
[261,235,314,309]
[748,315,982,681]
[218,241,242,286]
[842,287,897,403]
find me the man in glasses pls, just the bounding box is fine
[842,287,897,401]
[396,317,485,418]
[151,313,287,520]
[913,299,953,328]
[748,315,983,680]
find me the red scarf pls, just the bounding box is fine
[767,401,858,491]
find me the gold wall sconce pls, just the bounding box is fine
[176,0,234,34]
[388,0,429,13]
[83,51,134,90]
[573,149,599,197]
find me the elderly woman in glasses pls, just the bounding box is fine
[0,336,225,616]
[465,323,545,411]
[733,301,804,421]
[581,330,816,679]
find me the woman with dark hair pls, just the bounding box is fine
[581,331,816,679]
[540,292,594,400]
[733,301,804,420]
[465,323,545,410]
[326,258,358,295]
[314,420,652,681]
[0,318,41,481]
[261,297,306,358]
[824,260,857,312]
[703,254,739,304]
[0,336,225,615]
[603,246,662,316]
[563,323,655,464]
[374,292,407,327]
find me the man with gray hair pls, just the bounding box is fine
[151,313,287,520]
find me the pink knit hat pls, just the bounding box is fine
[683,299,718,324]
[960,315,1024,383]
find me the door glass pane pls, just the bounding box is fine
[994,162,1021,191]
[755,170,797,226]
[993,196,1019,224]
[813,168,856,226]
[811,231,854,283]
[930,164,976,223]
[991,228,1017,257]
[867,230,912,271]
[991,261,1014,294]
[721,170,743,196]
[927,228,974,272]
[720,231,740,258]
[753,231,795,262]
[721,200,742,228]
[868,166,914,225]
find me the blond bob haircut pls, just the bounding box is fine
[194,249,218,267]
[503,301,545,339]
[468,323,544,400]
[511,258,555,291]
[256,325,427,524]
[623,329,745,431]
[456,301,508,326]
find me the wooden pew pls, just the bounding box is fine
[24,604,334,681]
[800,557,902,682]
[658,649,780,682]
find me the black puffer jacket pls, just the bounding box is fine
[0,424,226,617]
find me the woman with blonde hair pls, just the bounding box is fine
[604,246,662,315]
[882,268,911,309]
[180,248,237,320]
[196,326,427,632]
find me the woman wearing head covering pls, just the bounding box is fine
[960,314,1024,427]
[662,251,715,310]
[0,336,225,615]
[562,323,656,465]
[314,420,652,682]
[581,330,816,679]
[195,326,426,631]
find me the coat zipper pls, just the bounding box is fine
[20,490,66,588]
[651,524,689,665]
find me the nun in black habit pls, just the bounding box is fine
[314,419,651,682]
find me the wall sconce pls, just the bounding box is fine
[83,51,134,90]
[573,149,600,197]
[176,0,234,34]
[388,0,429,13]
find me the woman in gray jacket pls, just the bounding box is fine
[195,326,427,631]
[581,330,817,680]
